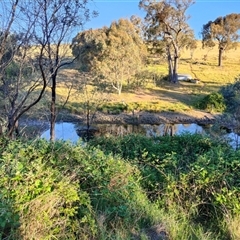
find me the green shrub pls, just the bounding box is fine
[0,196,19,240]
[0,140,96,239]
[197,92,226,112]
[46,142,162,230]
[220,77,240,113]
[0,139,164,239]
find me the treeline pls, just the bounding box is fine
[0,133,240,239]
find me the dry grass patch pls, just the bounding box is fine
[226,215,240,239]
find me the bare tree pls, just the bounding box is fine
[202,13,240,67]
[139,0,195,83]
[0,0,47,138]
[20,0,97,141]
[75,74,108,141]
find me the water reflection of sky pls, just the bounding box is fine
[40,122,240,149]
[41,122,206,142]
[41,122,79,143]
[223,132,240,149]
[144,123,205,137]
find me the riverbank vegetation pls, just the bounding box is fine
[0,134,240,239]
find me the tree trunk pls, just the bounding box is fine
[218,47,223,67]
[172,42,179,83]
[118,86,122,95]
[7,115,19,139]
[168,58,173,82]
[50,74,57,141]
[166,46,173,82]
[173,55,179,83]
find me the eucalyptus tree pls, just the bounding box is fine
[202,13,240,67]
[72,18,147,95]
[139,0,196,83]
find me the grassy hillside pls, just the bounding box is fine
[179,41,240,84]
[22,41,240,121]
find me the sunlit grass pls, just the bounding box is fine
[31,41,240,115]
[226,215,240,239]
[29,44,73,58]
[149,41,240,85]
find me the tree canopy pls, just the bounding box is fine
[71,18,147,95]
[202,13,240,66]
[139,0,196,83]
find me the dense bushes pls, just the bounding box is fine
[0,138,161,239]
[89,134,240,238]
[199,76,240,114]
[197,92,226,112]
[0,139,88,239]
[0,134,240,239]
[220,76,240,113]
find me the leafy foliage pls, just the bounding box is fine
[0,139,161,239]
[89,133,240,237]
[220,76,240,113]
[0,131,240,239]
[0,140,90,239]
[197,92,226,112]
[71,18,147,94]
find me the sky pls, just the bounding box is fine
[84,0,240,39]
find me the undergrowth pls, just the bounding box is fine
[0,134,239,239]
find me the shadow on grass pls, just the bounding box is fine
[140,82,221,108]
[147,88,204,107]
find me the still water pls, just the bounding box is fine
[41,122,205,142]
[41,122,80,143]
[40,122,240,149]
[40,122,240,148]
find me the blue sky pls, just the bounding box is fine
[84,0,240,38]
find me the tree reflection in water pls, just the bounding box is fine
[41,122,206,143]
[144,123,204,137]
[96,123,204,137]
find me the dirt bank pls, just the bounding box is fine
[62,109,217,125]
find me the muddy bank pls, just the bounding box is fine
[60,109,217,125]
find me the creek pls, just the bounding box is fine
[40,121,240,148]
[41,122,80,143]
[41,122,206,142]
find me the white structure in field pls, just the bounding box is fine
[177,74,193,81]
